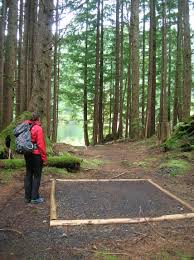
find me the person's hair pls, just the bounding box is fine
[31,112,40,121]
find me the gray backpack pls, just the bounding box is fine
[14,122,36,154]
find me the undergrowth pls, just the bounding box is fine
[0,168,20,184]
[159,159,191,176]
[95,250,118,260]
[81,159,104,169]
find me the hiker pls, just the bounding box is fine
[24,112,47,204]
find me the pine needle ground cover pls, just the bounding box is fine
[51,179,194,226]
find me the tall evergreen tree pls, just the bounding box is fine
[99,0,104,143]
[118,0,124,138]
[158,0,170,142]
[52,0,59,142]
[93,0,101,144]
[145,0,156,138]
[16,0,24,115]
[83,0,90,146]
[182,0,192,120]
[112,0,120,139]
[173,0,183,126]
[3,0,17,127]
[0,0,6,130]
[130,0,140,139]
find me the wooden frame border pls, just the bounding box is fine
[56,178,148,182]
[50,179,57,220]
[147,179,194,212]
[50,178,194,226]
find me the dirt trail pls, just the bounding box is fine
[0,141,194,259]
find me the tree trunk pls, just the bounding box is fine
[16,0,24,116]
[83,0,90,146]
[21,0,30,112]
[0,0,6,130]
[3,0,17,128]
[52,0,59,142]
[167,3,172,123]
[93,0,100,144]
[125,24,131,138]
[118,0,124,138]
[145,0,156,138]
[109,58,114,134]
[158,0,170,143]
[141,0,146,132]
[182,0,192,120]
[27,0,38,108]
[29,0,53,123]
[112,0,120,139]
[130,0,140,139]
[173,0,183,126]
[98,0,104,143]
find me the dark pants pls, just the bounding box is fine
[24,154,43,200]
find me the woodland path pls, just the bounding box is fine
[0,140,194,259]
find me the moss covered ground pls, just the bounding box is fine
[162,115,194,151]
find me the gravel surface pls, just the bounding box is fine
[56,180,191,220]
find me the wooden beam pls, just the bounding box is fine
[50,212,194,226]
[148,179,194,212]
[56,178,148,182]
[50,179,57,220]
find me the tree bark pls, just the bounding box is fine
[52,0,59,142]
[158,0,170,143]
[16,0,24,115]
[98,0,104,143]
[0,0,6,130]
[112,0,120,139]
[141,0,146,132]
[182,0,192,120]
[83,0,90,146]
[3,0,17,128]
[118,0,124,138]
[173,0,183,126]
[29,0,53,124]
[130,0,140,139]
[93,0,100,144]
[125,24,131,138]
[145,0,156,138]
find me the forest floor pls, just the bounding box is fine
[1,138,194,259]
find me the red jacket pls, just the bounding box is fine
[25,120,47,162]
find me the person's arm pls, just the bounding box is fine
[36,127,47,162]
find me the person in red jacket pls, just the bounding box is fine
[24,112,47,204]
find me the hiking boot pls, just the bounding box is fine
[31,197,44,204]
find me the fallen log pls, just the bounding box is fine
[0,153,82,172]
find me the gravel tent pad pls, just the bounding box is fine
[50,179,194,226]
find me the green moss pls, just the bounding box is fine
[0,111,31,151]
[81,159,104,169]
[0,158,25,169]
[43,166,69,175]
[0,111,53,154]
[162,116,194,151]
[0,153,82,169]
[95,251,118,260]
[121,158,157,169]
[0,168,18,183]
[159,159,190,176]
[48,153,82,166]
